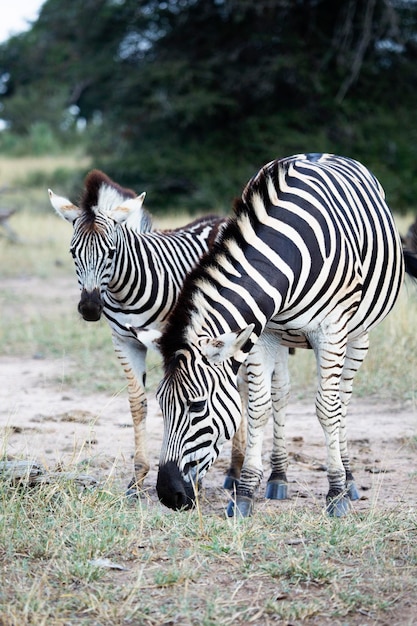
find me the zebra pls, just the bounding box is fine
[48,169,248,495]
[143,153,417,517]
[402,215,417,253]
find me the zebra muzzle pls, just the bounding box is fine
[156,461,196,510]
[78,288,103,321]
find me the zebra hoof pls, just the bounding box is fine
[223,474,240,490]
[125,486,139,500]
[125,478,141,500]
[346,481,360,501]
[326,494,350,517]
[226,496,254,518]
[265,480,288,500]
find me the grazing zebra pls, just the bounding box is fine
[147,153,417,517]
[48,169,245,494]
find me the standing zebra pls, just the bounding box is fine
[148,153,417,517]
[49,169,243,494]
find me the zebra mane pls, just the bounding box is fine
[79,169,153,231]
[159,205,249,369]
[159,161,288,367]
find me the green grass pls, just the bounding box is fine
[1,159,417,624]
[0,479,416,625]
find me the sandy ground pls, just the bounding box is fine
[2,350,417,516]
[1,274,416,515]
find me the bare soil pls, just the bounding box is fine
[2,353,417,513]
[1,277,416,516]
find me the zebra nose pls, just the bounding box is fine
[78,288,103,321]
[156,461,195,510]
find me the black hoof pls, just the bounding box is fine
[126,476,143,500]
[326,494,350,517]
[226,495,254,518]
[223,474,240,490]
[265,480,288,500]
[346,481,360,501]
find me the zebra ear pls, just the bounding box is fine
[48,189,82,223]
[109,192,147,224]
[126,324,162,352]
[201,324,255,363]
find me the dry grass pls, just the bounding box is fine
[0,154,90,187]
[1,478,416,625]
[1,157,417,625]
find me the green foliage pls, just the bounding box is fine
[1,1,417,212]
[0,122,64,156]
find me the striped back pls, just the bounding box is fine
[156,154,405,506]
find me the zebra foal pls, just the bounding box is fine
[147,153,417,517]
[48,170,247,494]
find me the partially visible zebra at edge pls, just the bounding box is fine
[48,169,248,495]
[146,153,417,517]
[402,214,417,253]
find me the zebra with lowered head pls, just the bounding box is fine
[49,170,249,495]
[145,153,417,517]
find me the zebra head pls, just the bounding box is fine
[48,170,148,322]
[150,325,254,510]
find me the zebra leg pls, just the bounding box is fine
[112,332,149,496]
[227,338,275,517]
[224,366,248,489]
[339,333,369,501]
[313,332,350,517]
[265,344,290,500]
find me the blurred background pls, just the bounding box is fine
[1,0,417,403]
[0,0,416,215]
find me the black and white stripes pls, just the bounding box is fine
[49,169,227,493]
[155,153,415,516]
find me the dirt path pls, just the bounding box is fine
[2,352,416,515]
[1,274,416,513]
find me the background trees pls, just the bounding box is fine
[0,0,416,212]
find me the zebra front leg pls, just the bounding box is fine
[339,334,370,501]
[265,344,290,500]
[227,340,275,517]
[112,332,150,496]
[125,378,149,496]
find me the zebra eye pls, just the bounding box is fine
[108,248,116,259]
[69,248,76,259]
[189,399,206,413]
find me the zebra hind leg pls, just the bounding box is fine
[339,334,370,503]
[224,367,249,490]
[313,332,351,517]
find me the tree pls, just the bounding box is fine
[1,0,416,210]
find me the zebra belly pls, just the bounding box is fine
[272,329,312,349]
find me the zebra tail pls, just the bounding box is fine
[403,249,417,280]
